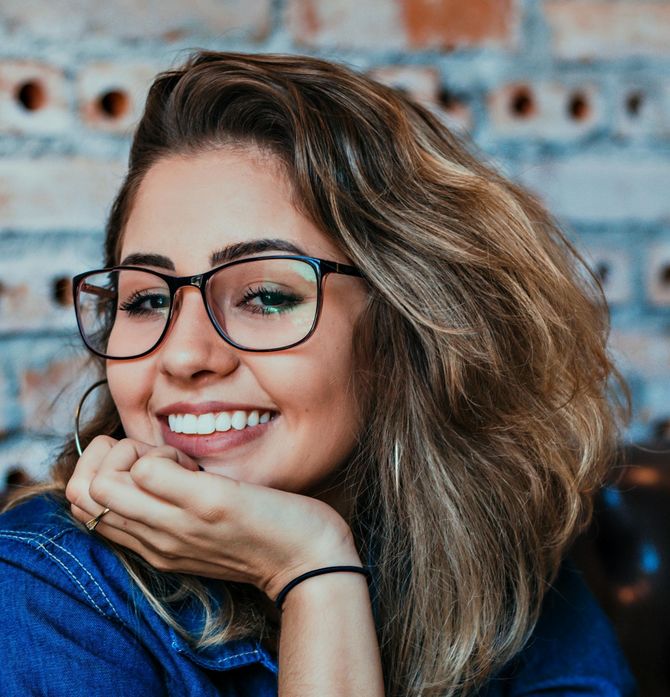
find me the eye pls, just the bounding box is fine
[238,286,303,315]
[119,290,170,317]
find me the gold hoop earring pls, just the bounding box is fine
[74,379,108,457]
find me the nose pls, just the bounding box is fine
[157,285,240,381]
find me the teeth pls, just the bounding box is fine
[197,413,216,435]
[215,412,231,432]
[166,410,273,434]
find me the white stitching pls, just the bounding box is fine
[0,530,112,620]
[218,649,259,663]
[12,529,122,623]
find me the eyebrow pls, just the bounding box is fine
[119,238,308,270]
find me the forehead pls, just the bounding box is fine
[119,148,343,269]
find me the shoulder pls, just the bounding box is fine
[0,492,138,626]
[0,493,168,695]
[483,558,638,696]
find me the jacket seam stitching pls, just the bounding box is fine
[0,530,120,622]
[8,528,123,623]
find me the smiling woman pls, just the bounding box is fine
[0,51,636,697]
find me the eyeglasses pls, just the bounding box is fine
[72,255,363,358]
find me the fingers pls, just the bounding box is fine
[66,437,200,526]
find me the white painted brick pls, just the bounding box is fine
[609,329,670,385]
[0,158,126,231]
[77,61,162,133]
[0,61,72,135]
[0,238,101,332]
[487,81,603,140]
[579,245,633,305]
[516,156,670,223]
[19,350,98,436]
[369,65,473,133]
[544,1,670,59]
[645,242,670,307]
[613,80,670,140]
[0,437,60,485]
[0,0,271,41]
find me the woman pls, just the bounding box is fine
[0,51,636,696]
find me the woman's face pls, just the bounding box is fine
[106,147,368,506]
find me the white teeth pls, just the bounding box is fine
[231,410,247,430]
[182,414,198,434]
[215,412,231,432]
[197,413,216,435]
[166,410,274,433]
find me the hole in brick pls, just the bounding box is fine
[626,92,643,117]
[660,264,670,287]
[595,262,609,285]
[5,468,30,487]
[437,87,462,112]
[98,89,130,119]
[568,92,590,121]
[15,80,47,111]
[653,419,670,441]
[52,276,72,306]
[509,87,535,119]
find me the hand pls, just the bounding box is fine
[66,435,361,601]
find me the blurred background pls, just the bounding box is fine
[0,0,668,694]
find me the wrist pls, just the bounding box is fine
[264,524,362,603]
[279,566,371,613]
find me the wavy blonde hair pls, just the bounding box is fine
[6,51,629,696]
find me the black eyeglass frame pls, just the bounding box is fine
[72,254,364,359]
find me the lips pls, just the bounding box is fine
[156,402,279,459]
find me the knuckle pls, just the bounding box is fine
[88,475,110,503]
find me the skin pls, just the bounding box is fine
[66,148,385,696]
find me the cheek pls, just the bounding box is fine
[105,361,154,431]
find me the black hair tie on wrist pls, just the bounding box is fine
[274,565,372,611]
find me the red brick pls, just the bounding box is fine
[487,81,603,140]
[544,1,670,59]
[401,0,515,49]
[0,0,271,41]
[0,61,70,135]
[288,0,517,50]
[0,158,126,231]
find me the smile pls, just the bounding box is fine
[168,410,274,434]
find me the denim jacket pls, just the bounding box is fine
[0,493,637,696]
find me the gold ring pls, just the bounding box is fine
[85,507,111,532]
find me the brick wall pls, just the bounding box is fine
[1,0,669,486]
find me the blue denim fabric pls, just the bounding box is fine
[0,493,637,696]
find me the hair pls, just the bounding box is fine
[6,51,629,696]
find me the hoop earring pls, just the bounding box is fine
[74,379,108,457]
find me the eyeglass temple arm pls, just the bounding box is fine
[79,283,116,299]
[321,260,363,277]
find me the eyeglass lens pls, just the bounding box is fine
[75,258,319,356]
